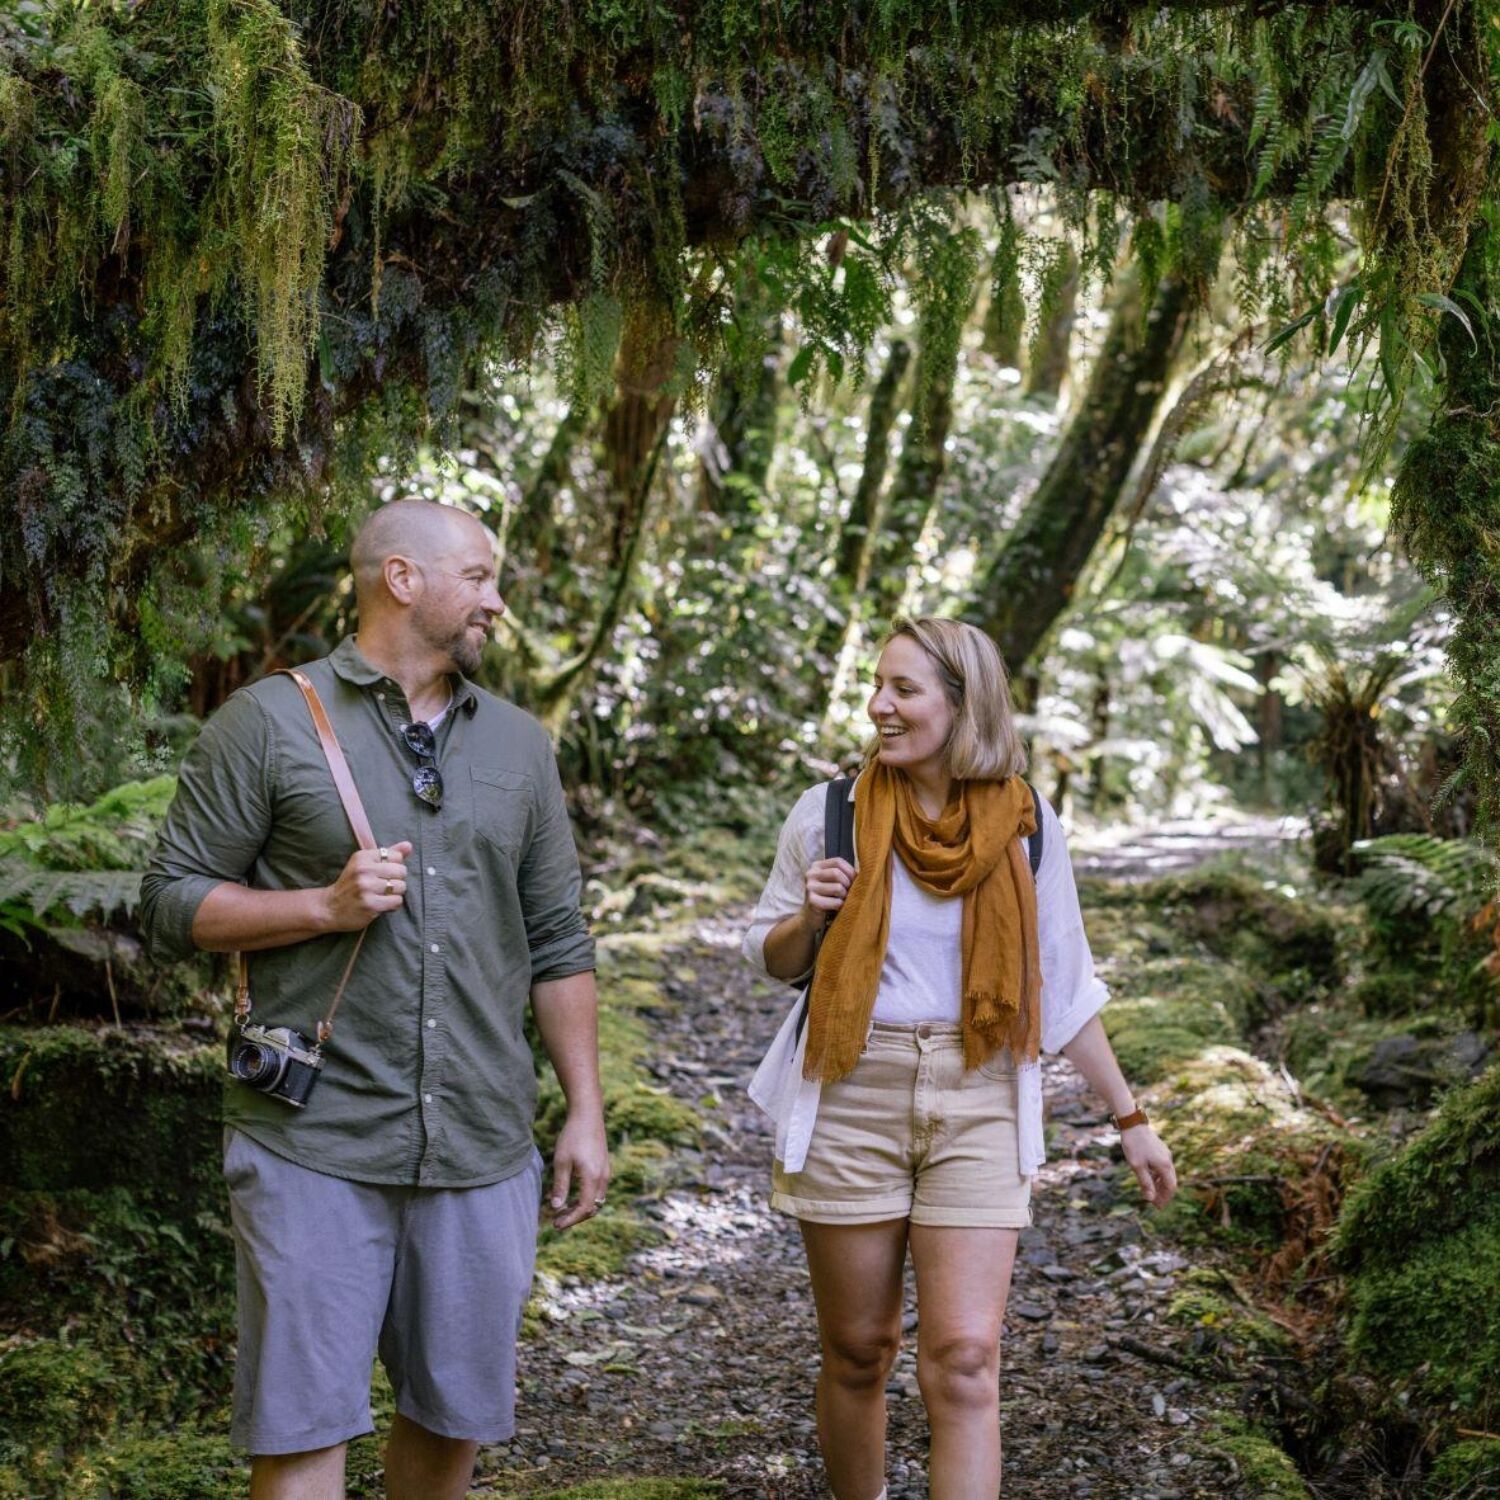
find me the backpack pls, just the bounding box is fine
[792,777,1045,1041]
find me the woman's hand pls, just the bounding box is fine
[802,856,855,926]
[1121,1124,1177,1208]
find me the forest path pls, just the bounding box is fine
[478,823,1294,1498]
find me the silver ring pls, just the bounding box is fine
[593,1196,607,1206]
[378,846,389,861]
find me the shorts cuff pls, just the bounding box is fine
[232,1413,373,1456]
[771,1189,913,1223]
[396,1395,515,1444]
[908,1206,1032,1228]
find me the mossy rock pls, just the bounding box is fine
[1143,1045,1353,1247]
[1101,956,1253,1084]
[77,1435,244,1499]
[1335,1065,1500,1428]
[0,1026,222,1211]
[1200,1414,1309,1497]
[535,1207,660,1282]
[1143,869,1344,999]
[1166,1269,1295,1359]
[1426,1437,1500,1497]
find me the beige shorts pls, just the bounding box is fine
[773,1021,1032,1229]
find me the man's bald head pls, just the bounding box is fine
[350,499,489,608]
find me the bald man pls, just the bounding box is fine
[141,500,608,1500]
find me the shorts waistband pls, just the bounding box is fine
[870,1020,964,1035]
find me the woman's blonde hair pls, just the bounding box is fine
[862,616,1028,781]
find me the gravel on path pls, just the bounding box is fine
[476,911,1249,1499]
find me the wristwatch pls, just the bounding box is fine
[1110,1106,1150,1132]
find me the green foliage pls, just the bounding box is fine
[2,0,1489,781]
[1334,1064,1500,1428]
[1200,1414,1311,1498]
[1427,1438,1500,1498]
[1356,832,1500,927]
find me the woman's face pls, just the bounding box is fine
[868,635,956,777]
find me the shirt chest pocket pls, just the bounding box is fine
[470,767,533,859]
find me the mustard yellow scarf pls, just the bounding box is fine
[803,764,1041,1081]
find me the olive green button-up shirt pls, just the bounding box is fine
[140,636,595,1188]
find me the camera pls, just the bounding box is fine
[226,1024,324,1108]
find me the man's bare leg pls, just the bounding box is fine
[385,1412,479,1500]
[249,1444,346,1500]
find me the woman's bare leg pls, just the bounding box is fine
[908,1225,1019,1499]
[800,1217,909,1500]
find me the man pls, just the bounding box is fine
[141,499,609,1500]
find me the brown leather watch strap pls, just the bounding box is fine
[1111,1106,1150,1132]
[235,669,380,1047]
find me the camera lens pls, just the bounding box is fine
[231,1041,286,1089]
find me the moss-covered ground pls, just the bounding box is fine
[1086,859,1500,1494]
[0,818,772,1499]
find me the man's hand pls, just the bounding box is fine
[547,1111,611,1231]
[319,841,413,931]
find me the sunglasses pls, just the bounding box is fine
[399,721,444,808]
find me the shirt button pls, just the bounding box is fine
[429,943,440,954]
[426,1019,437,1029]
[423,1092,433,1104]
[426,866,436,877]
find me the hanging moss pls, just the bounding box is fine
[0,1,1493,786]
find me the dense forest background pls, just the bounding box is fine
[2,2,1500,1496]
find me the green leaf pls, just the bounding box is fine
[1325,282,1362,354]
[1416,291,1478,351]
[1263,306,1318,356]
[786,346,816,388]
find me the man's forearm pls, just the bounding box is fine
[530,970,605,1120]
[190,881,332,953]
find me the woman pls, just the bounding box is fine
[744,617,1177,1500]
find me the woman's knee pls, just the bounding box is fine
[916,1334,1000,1412]
[822,1327,901,1392]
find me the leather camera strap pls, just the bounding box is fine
[235,668,380,1048]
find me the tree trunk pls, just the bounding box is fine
[1023,243,1079,401]
[698,314,782,517]
[972,268,1195,670]
[813,339,913,670]
[504,403,589,577]
[867,344,958,628]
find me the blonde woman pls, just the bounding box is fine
[745,618,1177,1500]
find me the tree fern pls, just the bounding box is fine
[1355,833,1500,927]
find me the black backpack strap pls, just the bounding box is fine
[794,777,857,1039]
[1026,780,1044,879]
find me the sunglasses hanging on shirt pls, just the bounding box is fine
[399,720,444,808]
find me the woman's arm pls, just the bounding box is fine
[1060,1014,1178,1207]
[761,858,855,980]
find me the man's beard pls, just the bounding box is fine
[419,608,486,676]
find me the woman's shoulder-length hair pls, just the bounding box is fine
[861,616,1028,782]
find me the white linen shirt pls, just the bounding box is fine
[743,778,1109,1177]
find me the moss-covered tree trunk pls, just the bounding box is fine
[813,338,913,676]
[972,268,1194,669]
[1023,244,1079,401]
[698,313,782,517]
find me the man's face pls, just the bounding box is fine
[410,523,505,676]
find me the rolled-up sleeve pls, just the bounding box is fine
[742,784,826,978]
[1035,794,1110,1054]
[518,749,594,982]
[139,692,275,964]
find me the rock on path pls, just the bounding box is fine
[476,910,1244,1499]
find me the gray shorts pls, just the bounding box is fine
[223,1127,543,1455]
